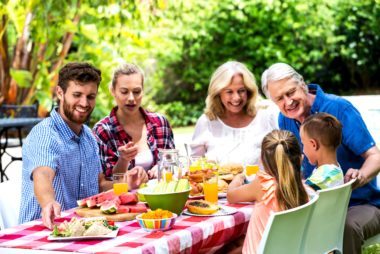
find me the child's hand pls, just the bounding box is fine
[233,173,246,186]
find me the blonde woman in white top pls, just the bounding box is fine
[191,61,279,166]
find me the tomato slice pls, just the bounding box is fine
[107,220,115,226]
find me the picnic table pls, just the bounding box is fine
[0,200,253,253]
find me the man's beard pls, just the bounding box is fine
[62,100,93,125]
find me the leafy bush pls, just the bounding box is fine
[151,101,204,128]
[154,0,380,127]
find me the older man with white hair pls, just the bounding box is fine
[261,63,380,253]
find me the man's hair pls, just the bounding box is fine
[111,63,144,89]
[301,112,342,149]
[58,62,102,92]
[261,62,307,99]
[204,61,258,120]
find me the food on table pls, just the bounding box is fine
[100,198,121,214]
[141,209,173,219]
[51,217,117,237]
[77,191,144,215]
[136,209,177,232]
[187,200,219,215]
[77,191,138,208]
[117,204,148,213]
[219,162,244,175]
[219,173,234,182]
[137,183,147,202]
[119,192,138,205]
[190,181,203,196]
[217,179,229,193]
[77,189,116,208]
[152,179,190,193]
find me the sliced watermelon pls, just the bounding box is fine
[96,190,116,205]
[86,197,98,208]
[78,190,117,208]
[118,192,138,205]
[118,203,148,214]
[77,197,89,207]
[100,198,121,214]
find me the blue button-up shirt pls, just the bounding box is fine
[279,84,380,207]
[19,109,101,223]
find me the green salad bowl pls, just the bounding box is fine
[137,186,191,215]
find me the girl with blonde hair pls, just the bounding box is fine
[191,61,278,165]
[227,130,310,253]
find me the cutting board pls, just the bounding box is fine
[75,208,138,221]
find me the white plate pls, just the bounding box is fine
[189,194,204,199]
[218,192,227,198]
[183,205,237,217]
[48,228,119,241]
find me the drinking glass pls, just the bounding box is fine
[203,171,218,204]
[113,173,128,195]
[245,164,259,176]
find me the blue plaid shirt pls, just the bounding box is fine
[19,108,101,223]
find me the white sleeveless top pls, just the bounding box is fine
[190,102,279,166]
[135,149,154,171]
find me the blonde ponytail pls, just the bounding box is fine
[261,130,308,211]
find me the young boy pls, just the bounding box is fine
[300,112,344,190]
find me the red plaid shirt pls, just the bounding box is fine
[93,107,175,177]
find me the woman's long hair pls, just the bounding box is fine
[261,130,309,210]
[204,61,258,120]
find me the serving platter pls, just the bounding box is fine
[48,228,119,241]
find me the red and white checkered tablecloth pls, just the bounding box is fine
[0,201,253,254]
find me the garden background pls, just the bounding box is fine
[1,0,379,127]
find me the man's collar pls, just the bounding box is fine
[51,108,82,142]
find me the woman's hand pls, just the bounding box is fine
[118,142,138,163]
[127,166,149,189]
[148,165,158,179]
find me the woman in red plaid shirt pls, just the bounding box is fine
[93,63,175,189]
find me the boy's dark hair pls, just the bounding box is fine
[302,112,342,149]
[58,62,102,92]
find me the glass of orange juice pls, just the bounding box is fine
[163,170,173,182]
[246,164,259,176]
[203,171,218,204]
[113,173,128,195]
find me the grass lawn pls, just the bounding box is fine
[173,125,194,135]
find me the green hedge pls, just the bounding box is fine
[153,0,380,127]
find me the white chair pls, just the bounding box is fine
[0,178,22,230]
[257,195,319,254]
[301,179,356,254]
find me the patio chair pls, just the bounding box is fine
[301,179,356,254]
[257,195,319,254]
[0,177,21,229]
[0,102,39,181]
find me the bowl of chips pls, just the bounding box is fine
[136,209,177,232]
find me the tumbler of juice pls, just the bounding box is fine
[203,172,218,204]
[245,164,259,176]
[164,170,173,182]
[113,173,128,195]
